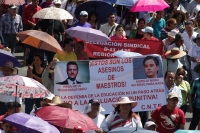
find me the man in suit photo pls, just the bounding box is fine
[56,61,82,85]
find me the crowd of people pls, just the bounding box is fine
[0,0,200,132]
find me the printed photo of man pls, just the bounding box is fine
[56,61,82,85]
[143,56,160,78]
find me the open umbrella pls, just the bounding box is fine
[0,75,51,99]
[109,127,158,133]
[75,1,115,23]
[0,49,21,67]
[130,0,169,12]
[33,7,73,20]
[112,50,142,57]
[0,0,25,5]
[4,113,60,133]
[103,0,138,6]
[17,30,65,55]
[174,130,200,133]
[65,26,110,42]
[35,106,98,131]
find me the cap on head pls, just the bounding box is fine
[8,4,17,9]
[80,11,88,16]
[89,99,100,104]
[144,121,157,129]
[168,92,178,99]
[54,0,61,5]
[142,26,154,34]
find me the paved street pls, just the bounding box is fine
[14,45,193,129]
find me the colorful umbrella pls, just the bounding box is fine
[65,26,110,42]
[0,49,21,67]
[103,0,138,6]
[35,106,98,130]
[17,30,65,55]
[75,1,115,23]
[0,75,51,99]
[0,0,25,5]
[33,6,73,20]
[130,0,169,12]
[109,127,158,133]
[4,113,60,133]
[112,50,142,57]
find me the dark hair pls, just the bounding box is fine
[143,56,159,66]
[125,12,137,25]
[67,61,78,71]
[88,11,98,23]
[63,38,74,48]
[33,53,44,67]
[115,24,124,31]
[7,102,21,110]
[176,68,186,76]
[114,104,138,119]
[138,18,145,24]
[185,21,193,26]
[167,18,176,26]
[172,10,185,23]
[107,12,115,18]
[164,71,174,78]
[77,41,84,49]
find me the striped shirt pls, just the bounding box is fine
[0,13,23,35]
[191,78,200,109]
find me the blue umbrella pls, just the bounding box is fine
[0,49,21,67]
[75,1,115,24]
[103,0,138,6]
[174,130,200,133]
[4,112,60,133]
[109,127,158,133]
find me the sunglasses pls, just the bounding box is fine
[177,73,184,76]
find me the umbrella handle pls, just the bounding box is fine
[15,85,17,113]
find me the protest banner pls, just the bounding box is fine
[85,39,163,58]
[54,54,166,113]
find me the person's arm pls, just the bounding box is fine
[190,57,198,63]
[27,66,33,78]
[177,88,183,108]
[32,74,43,83]
[22,6,35,28]
[179,124,185,129]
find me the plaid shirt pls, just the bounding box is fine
[0,13,23,35]
[191,78,200,109]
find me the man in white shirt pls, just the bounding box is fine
[164,71,183,108]
[99,13,118,37]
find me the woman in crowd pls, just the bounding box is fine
[84,99,108,133]
[122,12,138,37]
[26,54,44,114]
[172,11,185,33]
[106,97,142,130]
[63,0,77,26]
[175,68,192,114]
[141,26,159,41]
[110,25,127,40]
[88,11,100,29]
[75,41,89,60]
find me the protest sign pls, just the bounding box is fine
[85,39,163,58]
[54,54,166,113]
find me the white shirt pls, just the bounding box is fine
[99,23,118,37]
[182,31,198,51]
[86,114,108,133]
[163,59,183,74]
[67,79,78,85]
[122,19,138,36]
[188,44,200,69]
[164,83,183,107]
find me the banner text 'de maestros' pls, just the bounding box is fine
[54,55,166,113]
[85,39,163,58]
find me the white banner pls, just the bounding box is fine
[54,54,166,113]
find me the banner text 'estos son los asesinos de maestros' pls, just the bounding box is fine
[54,54,166,113]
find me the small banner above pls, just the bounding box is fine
[85,39,163,58]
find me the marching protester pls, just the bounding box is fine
[106,97,142,130]
[129,18,145,39]
[151,92,186,133]
[110,25,127,40]
[141,26,159,41]
[75,41,89,60]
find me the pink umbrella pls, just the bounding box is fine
[130,0,169,12]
